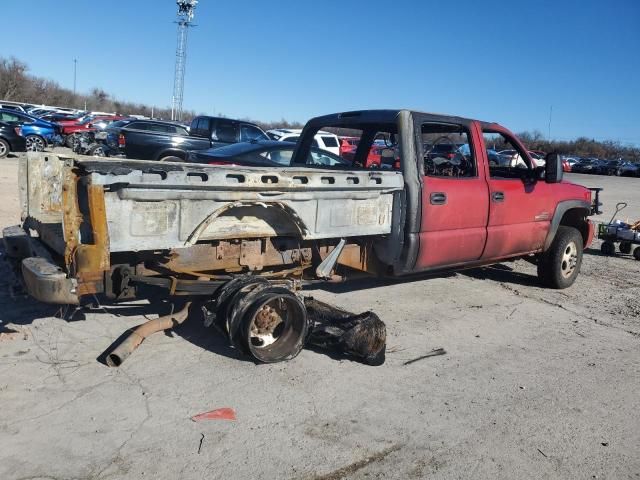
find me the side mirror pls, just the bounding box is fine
[545,153,564,183]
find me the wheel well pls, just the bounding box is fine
[559,208,590,245]
[156,149,185,160]
[186,201,309,245]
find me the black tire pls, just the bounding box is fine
[159,155,183,162]
[0,138,9,158]
[227,285,309,363]
[89,144,107,157]
[65,134,76,148]
[634,247,640,261]
[601,241,615,256]
[619,241,632,255]
[537,226,584,289]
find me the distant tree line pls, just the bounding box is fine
[0,56,304,130]
[517,130,640,162]
[1,56,636,159]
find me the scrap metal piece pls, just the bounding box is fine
[105,302,192,367]
[315,238,345,279]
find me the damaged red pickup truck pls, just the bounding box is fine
[4,109,600,364]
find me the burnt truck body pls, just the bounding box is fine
[5,110,599,363]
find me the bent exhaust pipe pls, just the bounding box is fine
[106,302,192,367]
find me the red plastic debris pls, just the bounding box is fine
[191,407,237,422]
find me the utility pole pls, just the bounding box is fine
[171,0,198,121]
[548,105,553,141]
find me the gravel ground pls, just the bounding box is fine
[0,155,638,480]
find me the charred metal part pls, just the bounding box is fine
[316,238,346,279]
[106,302,192,367]
[162,238,311,274]
[203,277,309,362]
[61,166,82,270]
[105,265,136,300]
[21,256,79,305]
[316,241,383,276]
[305,297,386,366]
[74,183,110,273]
[227,284,309,363]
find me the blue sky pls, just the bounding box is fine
[1,0,639,144]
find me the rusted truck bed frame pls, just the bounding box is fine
[10,152,403,304]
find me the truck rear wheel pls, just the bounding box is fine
[537,226,583,289]
[619,241,632,254]
[226,283,309,363]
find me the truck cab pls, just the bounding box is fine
[291,110,596,287]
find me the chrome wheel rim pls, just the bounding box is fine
[561,241,578,278]
[26,136,45,152]
[0,142,7,157]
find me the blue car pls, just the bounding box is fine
[0,109,62,151]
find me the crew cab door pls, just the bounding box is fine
[414,120,490,269]
[479,127,554,259]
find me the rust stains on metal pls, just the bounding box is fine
[61,167,82,270]
[74,184,110,273]
[317,242,382,275]
[106,302,192,367]
[162,238,311,274]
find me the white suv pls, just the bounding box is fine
[266,128,340,156]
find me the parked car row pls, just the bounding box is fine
[2,99,639,180]
[567,157,637,176]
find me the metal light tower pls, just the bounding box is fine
[171,0,198,121]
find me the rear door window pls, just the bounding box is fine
[0,112,21,123]
[214,121,238,143]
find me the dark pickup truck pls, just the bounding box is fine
[115,116,269,161]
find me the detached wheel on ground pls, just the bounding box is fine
[601,241,615,256]
[0,138,9,158]
[226,282,309,363]
[537,226,584,289]
[25,135,45,152]
[619,241,632,254]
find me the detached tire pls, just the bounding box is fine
[537,226,583,289]
[227,285,309,363]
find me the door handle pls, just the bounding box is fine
[430,192,447,205]
[492,191,505,202]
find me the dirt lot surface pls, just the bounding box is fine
[0,157,638,480]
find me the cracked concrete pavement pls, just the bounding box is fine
[0,156,638,479]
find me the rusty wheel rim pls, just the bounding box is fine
[249,298,287,348]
